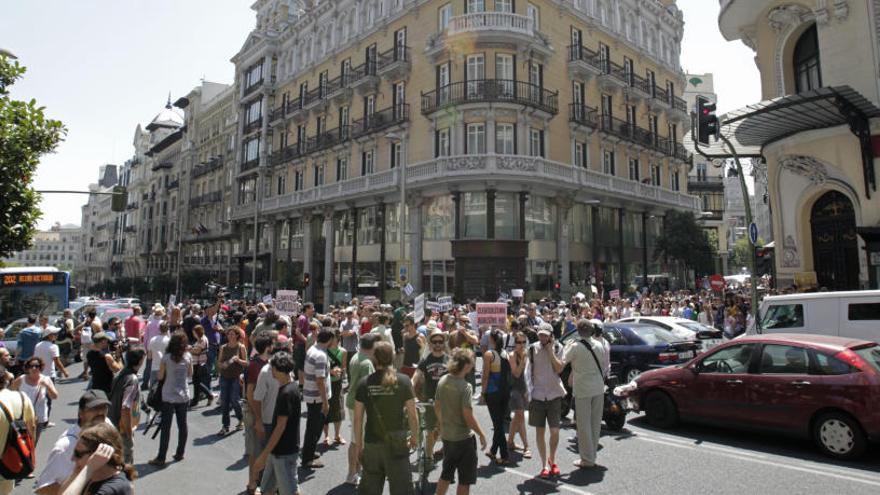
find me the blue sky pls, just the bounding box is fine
[2,0,760,229]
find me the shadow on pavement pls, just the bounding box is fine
[226,455,248,471]
[626,415,880,472]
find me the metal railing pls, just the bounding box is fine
[569,103,599,127]
[190,190,222,207]
[351,104,409,139]
[243,118,262,135]
[241,157,259,172]
[192,156,224,178]
[446,12,535,36]
[242,79,263,98]
[568,44,604,72]
[305,125,350,154]
[421,79,558,114]
[271,143,304,166]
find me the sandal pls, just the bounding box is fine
[218,427,229,436]
[522,449,532,459]
[334,436,346,445]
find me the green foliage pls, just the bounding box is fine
[0,54,66,258]
[653,210,718,277]
[729,236,765,274]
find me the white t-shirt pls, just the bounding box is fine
[34,340,60,377]
[148,334,170,372]
[80,326,93,346]
[253,363,281,425]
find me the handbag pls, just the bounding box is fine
[366,390,410,457]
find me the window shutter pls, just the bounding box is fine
[434,130,439,157]
[512,124,517,154]
[464,127,468,154]
[539,130,545,157]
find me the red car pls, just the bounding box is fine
[627,333,880,459]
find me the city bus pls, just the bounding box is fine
[0,266,76,327]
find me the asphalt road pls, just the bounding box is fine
[15,361,880,495]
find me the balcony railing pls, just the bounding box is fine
[243,118,262,135]
[421,80,558,114]
[192,156,224,178]
[271,143,304,166]
[306,126,350,154]
[447,12,535,37]
[242,79,263,98]
[190,190,223,207]
[241,157,259,172]
[568,44,604,72]
[351,104,409,139]
[569,103,599,127]
[166,179,179,190]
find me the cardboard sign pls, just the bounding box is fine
[476,303,507,327]
[426,301,441,312]
[609,289,620,300]
[511,289,524,298]
[362,295,379,307]
[403,283,414,296]
[275,290,300,316]
[261,294,273,304]
[438,296,453,312]
[413,293,426,323]
[168,295,176,308]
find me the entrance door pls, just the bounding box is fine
[811,191,859,290]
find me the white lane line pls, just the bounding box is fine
[636,432,768,459]
[634,436,880,488]
[502,466,597,495]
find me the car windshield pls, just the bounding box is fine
[631,326,677,345]
[854,345,880,372]
[678,321,715,333]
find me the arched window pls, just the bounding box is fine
[793,24,821,93]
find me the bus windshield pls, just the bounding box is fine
[0,285,68,327]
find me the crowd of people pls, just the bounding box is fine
[0,286,755,494]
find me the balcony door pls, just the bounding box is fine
[495,54,514,98]
[437,62,451,104]
[466,54,485,99]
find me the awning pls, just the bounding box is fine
[688,86,880,197]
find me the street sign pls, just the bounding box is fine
[413,293,426,323]
[709,274,726,292]
[749,222,759,245]
[399,265,407,279]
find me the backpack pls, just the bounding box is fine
[496,351,512,396]
[146,377,165,412]
[0,392,36,480]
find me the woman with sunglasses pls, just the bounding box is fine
[506,331,531,459]
[60,422,135,495]
[11,356,58,445]
[480,329,511,465]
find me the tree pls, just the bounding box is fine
[653,210,718,278]
[0,54,66,259]
[729,236,764,275]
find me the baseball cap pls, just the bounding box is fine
[92,332,110,343]
[537,323,553,336]
[80,390,111,409]
[42,326,61,337]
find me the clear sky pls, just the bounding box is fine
[2,0,761,230]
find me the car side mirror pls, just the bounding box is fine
[690,362,702,374]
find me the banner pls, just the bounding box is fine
[261,294,273,304]
[476,302,507,327]
[413,293,426,323]
[362,295,379,307]
[425,301,441,312]
[438,296,453,312]
[275,290,300,316]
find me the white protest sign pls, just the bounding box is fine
[275,290,300,316]
[403,283,414,296]
[261,294,273,304]
[511,289,524,298]
[438,296,453,312]
[413,293,426,323]
[426,301,441,312]
[362,295,379,307]
[168,294,176,308]
[476,302,507,327]
[609,289,620,300]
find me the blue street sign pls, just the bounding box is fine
[749,222,758,245]
[399,265,407,279]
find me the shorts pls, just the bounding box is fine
[528,397,562,429]
[421,406,438,431]
[509,389,528,411]
[348,408,364,445]
[440,436,477,485]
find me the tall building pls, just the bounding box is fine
[683,73,729,273]
[2,223,81,271]
[230,0,698,303]
[77,166,119,290]
[718,0,880,289]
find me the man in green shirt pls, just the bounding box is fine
[434,348,487,495]
[345,333,377,486]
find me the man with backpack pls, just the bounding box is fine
[527,324,565,479]
[0,363,36,493]
[563,319,606,469]
[109,347,146,465]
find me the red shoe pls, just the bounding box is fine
[550,463,561,476]
[539,468,551,479]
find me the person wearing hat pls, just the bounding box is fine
[34,390,110,495]
[34,325,69,381]
[87,332,121,395]
[413,327,449,463]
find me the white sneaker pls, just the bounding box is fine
[345,473,360,486]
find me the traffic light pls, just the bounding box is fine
[111,186,127,213]
[755,247,773,276]
[303,273,311,287]
[696,95,719,145]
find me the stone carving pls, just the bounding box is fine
[779,155,829,185]
[782,235,801,268]
[767,4,809,32]
[443,156,485,171]
[815,0,849,25]
[498,156,539,172]
[834,0,850,21]
[751,158,769,187]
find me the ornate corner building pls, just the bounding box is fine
[228,0,698,304]
[718,0,880,290]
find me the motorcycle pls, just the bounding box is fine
[560,368,631,432]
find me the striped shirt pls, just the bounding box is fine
[303,345,331,404]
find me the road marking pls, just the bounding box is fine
[637,432,768,459]
[503,466,597,495]
[634,436,880,488]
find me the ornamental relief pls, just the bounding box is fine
[442,156,485,171]
[497,156,540,172]
[779,155,829,185]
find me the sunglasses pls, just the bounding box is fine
[516,340,527,344]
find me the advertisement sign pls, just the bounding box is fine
[476,303,508,327]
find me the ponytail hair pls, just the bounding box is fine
[373,341,397,389]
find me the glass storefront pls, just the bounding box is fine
[526,196,555,240]
[422,260,455,296]
[462,192,487,239]
[423,195,453,240]
[596,207,618,247]
[623,211,643,248]
[494,192,518,240]
[569,204,593,244]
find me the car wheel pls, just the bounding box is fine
[813,412,867,460]
[643,391,678,429]
[622,367,642,383]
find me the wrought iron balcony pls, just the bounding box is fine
[351,104,409,139]
[166,179,179,190]
[192,156,224,178]
[421,80,558,115]
[376,45,411,80]
[241,157,259,172]
[305,126,350,154]
[271,143,305,166]
[569,103,599,128]
[243,117,262,135]
[242,79,263,98]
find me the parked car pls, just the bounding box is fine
[1,318,29,355]
[563,322,701,383]
[625,333,880,459]
[616,316,724,351]
[751,290,880,342]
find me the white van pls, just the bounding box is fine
[753,290,880,342]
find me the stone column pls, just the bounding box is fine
[641,212,649,289]
[350,207,359,296]
[322,209,335,308]
[452,192,462,240]
[618,208,625,291]
[454,114,465,155]
[302,212,314,301]
[486,115,496,154]
[409,196,424,293]
[268,218,279,291]
[486,189,496,239]
[556,198,573,299]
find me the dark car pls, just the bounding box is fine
[561,323,701,384]
[626,333,880,459]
